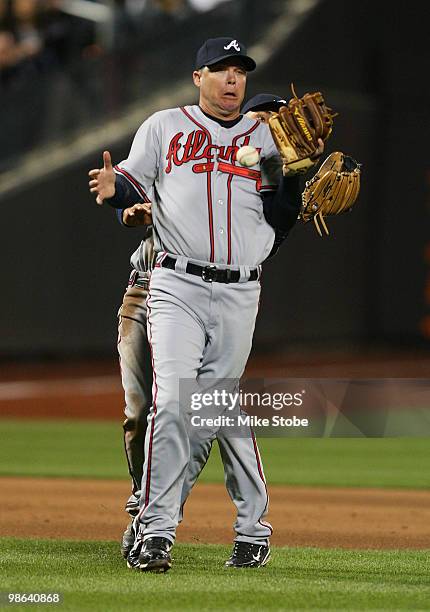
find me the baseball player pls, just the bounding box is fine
[110,93,304,561]
[89,37,322,573]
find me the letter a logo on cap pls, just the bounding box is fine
[224,39,241,52]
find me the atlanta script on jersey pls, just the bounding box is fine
[115,105,282,267]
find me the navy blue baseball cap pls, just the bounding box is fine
[195,37,256,72]
[242,93,287,114]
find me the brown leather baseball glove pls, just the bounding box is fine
[268,84,337,174]
[301,151,361,236]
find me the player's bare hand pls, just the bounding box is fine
[88,151,116,205]
[310,138,324,160]
[123,202,152,227]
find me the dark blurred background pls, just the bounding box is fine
[0,0,429,363]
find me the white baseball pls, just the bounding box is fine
[236,145,260,167]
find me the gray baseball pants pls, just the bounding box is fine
[136,260,272,545]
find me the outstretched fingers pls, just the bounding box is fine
[103,150,112,170]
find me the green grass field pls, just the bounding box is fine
[1,419,430,487]
[1,419,429,610]
[1,540,429,611]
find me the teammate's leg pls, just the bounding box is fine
[117,277,152,554]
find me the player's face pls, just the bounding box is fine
[193,59,247,120]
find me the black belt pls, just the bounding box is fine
[161,255,259,283]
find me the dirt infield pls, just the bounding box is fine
[1,353,429,552]
[1,477,429,550]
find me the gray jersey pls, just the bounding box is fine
[115,105,281,267]
[129,227,156,273]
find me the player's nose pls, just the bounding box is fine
[226,68,237,84]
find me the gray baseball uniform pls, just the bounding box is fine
[114,105,280,545]
[118,233,270,539]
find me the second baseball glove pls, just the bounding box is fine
[301,151,361,236]
[268,84,337,174]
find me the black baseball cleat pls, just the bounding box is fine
[121,517,138,559]
[126,529,143,570]
[224,541,271,568]
[137,537,173,573]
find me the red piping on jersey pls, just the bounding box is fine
[226,173,233,264]
[114,165,151,203]
[227,122,260,264]
[251,428,265,482]
[251,429,273,536]
[154,251,168,268]
[137,279,158,517]
[180,107,215,262]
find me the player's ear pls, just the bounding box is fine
[192,70,202,88]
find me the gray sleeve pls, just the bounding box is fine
[115,113,161,200]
